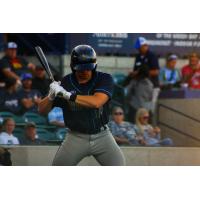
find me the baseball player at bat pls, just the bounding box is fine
[39,45,125,166]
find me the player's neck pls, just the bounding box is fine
[75,75,92,84]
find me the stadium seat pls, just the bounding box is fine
[13,115,26,126]
[111,84,126,110]
[55,128,68,140]
[37,124,57,132]
[13,127,24,142]
[113,73,126,85]
[23,112,47,125]
[36,128,56,141]
[0,111,15,119]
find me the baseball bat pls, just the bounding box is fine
[35,46,63,97]
[35,46,55,82]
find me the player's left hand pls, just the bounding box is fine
[48,81,61,101]
[55,85,72,100]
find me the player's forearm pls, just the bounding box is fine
[38,96,53,115]
[75,95,107,108]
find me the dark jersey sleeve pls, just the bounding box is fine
[93,73,114,99]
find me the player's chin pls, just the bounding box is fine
[79,75,89,80]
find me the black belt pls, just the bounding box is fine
[71,125,108,135]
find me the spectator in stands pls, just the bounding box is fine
[131,37,160,114]
[134,108,173,146]
[22,122,45,145]
[0,42,35,86]
[181,52,200,89]
[32,65,51,97]
[126,64,153,123]
[48,107,65,127]
[0,78,22,114]
[0,118,19,145]
[159,54,181,90]
[108,107,142,145]
[19,73,42,113]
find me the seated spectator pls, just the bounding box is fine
[126,64,153,123]
[0,147,12,166]
[18,73,42,113]
[32,65,51,97]
[108,107,141,145]
[0,78,22,114]
[181,52,200,89]
[134,108,173,146]
[22,122,45,145]
[48,107,65,128]
[0,118,19,145]
[159,54,181,89]
[0,42,35,85]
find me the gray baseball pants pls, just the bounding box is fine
[52,129,125,166]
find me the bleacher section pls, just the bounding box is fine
[0,111,68,144]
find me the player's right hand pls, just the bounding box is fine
[48,81,61,101]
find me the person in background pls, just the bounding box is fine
[32,65,51,97]
[0,78,22,115]
[129,37,160,117]
[181,52,200,89]
[22,122,45,145]
[48,107,65,128]
[0,118,19,145]
[0,42,35,86]
[126,64,153,123]
[108,107,143,145]
[19,73,42,113]
[134,108,173,146]
[159,54,181,90]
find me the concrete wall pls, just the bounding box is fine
[158,99,200,147]
[6,146,200,166]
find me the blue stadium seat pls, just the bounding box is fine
[0,111,15,119]
[23,112,47,125]
[13,115,26,126]
[36,128,56,141]
[0,112,26,126]
[13,127,24,143]
[113,73,126,85]
[55,128,68,140]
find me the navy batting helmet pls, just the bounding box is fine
[70,45,97,72]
